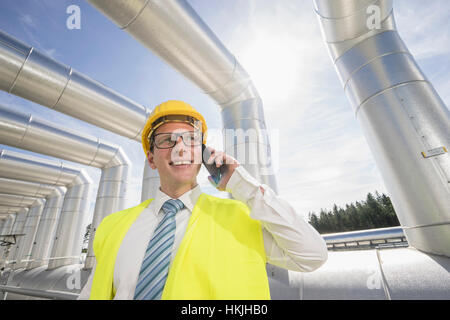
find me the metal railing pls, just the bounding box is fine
[322,226,408,251]
[0,285,78,300]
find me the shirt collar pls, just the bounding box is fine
[152,184,203,215]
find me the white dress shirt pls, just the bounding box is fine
[78,166,328,300]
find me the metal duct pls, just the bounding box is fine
[0,207,28,266]
[27,186,66,269]
[0,30,149,140]
[0,177,60,198]
[0,213,15,265]
[87,0,278,198]
[0,206,24,214]
[2,207,27,262]
[8,198,45,270]
[0,149,92,268]
[314,0,450,257]
[0,193,40,207]
[0,105,131,268]
[0,213,14,234]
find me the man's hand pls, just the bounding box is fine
[205,147,240,191]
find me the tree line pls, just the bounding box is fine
[308,191,400,234]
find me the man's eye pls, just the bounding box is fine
[158,135,172,144]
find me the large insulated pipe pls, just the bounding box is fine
[0,105,131,268]
[314,0,450,257]
[15,199,46,270]
[27,186,66,269]
[0,179,66,268]
[0,213,14,235]
[0,177,60,198]
[0,213,16,266]
[0,197,46,270]
[1,207,28,266]
[0,149,92,268]
[0,193,40,207]
[0,178,67,269]
[0,30,149,140]
[86,0,279,199]
[0,206,24,215]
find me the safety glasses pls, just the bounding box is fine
[151,131,202,149]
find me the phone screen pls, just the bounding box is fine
[202,144,222,185]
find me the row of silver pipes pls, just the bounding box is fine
[0,0,449,299]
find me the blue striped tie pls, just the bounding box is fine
[133,199,184,300]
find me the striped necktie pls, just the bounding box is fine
[133,198,184,300]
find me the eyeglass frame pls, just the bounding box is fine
[149,130,203,149]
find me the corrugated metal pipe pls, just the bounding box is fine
[0,149,92,269]
[313,0,450,257]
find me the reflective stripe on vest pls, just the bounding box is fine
[89,193,270,300]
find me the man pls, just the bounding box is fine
[79,100,327,300]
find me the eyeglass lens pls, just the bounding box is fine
[154,131,202,148]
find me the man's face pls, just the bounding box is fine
[147,122,202,189]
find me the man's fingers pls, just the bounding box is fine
[207,151,225,166]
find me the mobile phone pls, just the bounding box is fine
[202,144,222,185]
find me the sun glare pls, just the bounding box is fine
[238,36,299,103]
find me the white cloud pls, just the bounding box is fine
[395,0,450,60]
[19,14,36,28]
[18,12,59,59]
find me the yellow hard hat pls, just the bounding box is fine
[141,100,208,155]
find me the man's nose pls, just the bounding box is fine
[173,136,186,155]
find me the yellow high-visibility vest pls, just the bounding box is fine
[89,193,270,300]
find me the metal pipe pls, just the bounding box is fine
[314,0,450,257]
[87,0,278,197]
[0,29,149,141]
[0,105,131,268]
[0,177,59,198]
[323,226,405,244]
[45,171,91,269]
[0,285,78,300]
[0,193,40,207]
[0,207,27,266]
[0,213,14,236]
[0,213,15,266]
[2,207,28,263]
[0,178,66,266]
[0,149,92,268]
[10,198,45,270]
[28,187,66,269]
[0,206,24,214]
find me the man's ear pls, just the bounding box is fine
[147,151,157,169]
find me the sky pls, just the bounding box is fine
[0,0,449,228]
